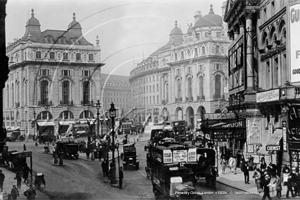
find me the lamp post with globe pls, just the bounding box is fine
[109,102,117,185]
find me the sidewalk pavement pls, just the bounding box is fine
[0,167,49,200]
[217,166,291,199]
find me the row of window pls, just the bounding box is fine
[174,46,221,60]
[36,51,94,61]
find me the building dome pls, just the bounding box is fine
[68,13,82,29]
[194,5,222,28]
[170,21,183,35]
[26,9,40,26]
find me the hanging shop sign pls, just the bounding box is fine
[266,145,280,151]
[283,121,287,151]
[289,3,300,83]
[256,89,280,103]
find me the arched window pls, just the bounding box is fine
[76,53,81,61]
[89,54,94,61]
[59,111,74,119]
[199,76,204,98]
[188,77,192,99]
[37,111,53,120]
[62,81,70,104]
[214,75,221,98]
[177,79,181,98]
[83,81,90,104]
[202,46,205,55]
[36,51,41,59]
[41,80,49,104]
[80,110,94,118]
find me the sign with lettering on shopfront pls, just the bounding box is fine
[288,106,300,142]
[266,145,280,151]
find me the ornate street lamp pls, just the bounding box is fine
[109,102,117,185]
[95,100,101,137]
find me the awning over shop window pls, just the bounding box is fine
[267,128,282,146]
[58,121,75,126]
[37,121,55,126]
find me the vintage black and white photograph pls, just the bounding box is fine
[0,0,298,199]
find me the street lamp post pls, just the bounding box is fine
[95,100,101,137]
[109,102,117,185]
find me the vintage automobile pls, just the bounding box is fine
[122,143,139,170]
[56,142,79,159]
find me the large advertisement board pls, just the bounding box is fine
[290,3,300,83]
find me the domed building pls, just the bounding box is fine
[129,5,230,129]
[3,10,105,139]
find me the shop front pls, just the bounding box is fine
[210,119,246,157]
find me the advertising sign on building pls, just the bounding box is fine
[256,89,280,103]
[247,118,261,144]
[289,3,300,82]
[283,121,287,151]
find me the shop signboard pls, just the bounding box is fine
[256,89,280,103]
[266,145,280,151]
[288,105,300,143]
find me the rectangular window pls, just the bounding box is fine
[157,84,159,92]
[177,69,180,75]
[63,53,68,60]
[214,63,221,70]
[198,65,203,71]
[264,8,267,22]
[40,69,49,76]
[82,70,90,77]
[266,61,270,89]
[62,70,70,76]
[50,52,55,60]
[188,67,191,73]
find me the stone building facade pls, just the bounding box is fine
[130,5,230,129]
[3,10,104,137]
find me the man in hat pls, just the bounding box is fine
[24,185,36,200]
[0,169,5,192]
[11,185,19,200]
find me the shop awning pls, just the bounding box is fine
[257,146,269,155]
[37,121,55,126]
[267,128,282,146]
[59,121,75,126]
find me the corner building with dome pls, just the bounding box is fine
[129,4,231,129]
[3,10,105,137]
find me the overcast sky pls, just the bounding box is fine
[6,0,225,76]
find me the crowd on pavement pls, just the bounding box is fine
[218,149,300,200]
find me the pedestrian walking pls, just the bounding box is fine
[253,168,262,192]
[276,173,282,198]
[119,166,124,189]
[10,185,19,200]
[286,170,295,198]
[243,162,250,184]
[229,156,237,174]
[0,169,5,192]
[220,158,226,174]
[24,185,36,200]
[23,164,31,184]
[261,174,272,200]
[101,160,107,178]
[14,171,22,190]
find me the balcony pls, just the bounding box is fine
[60,100,74,106]
[197,95,205,100]
[15,102,20,108]
[81,100,94,106]
[175,97,182,103]
[186,96,193,102]
[38,100,53,106]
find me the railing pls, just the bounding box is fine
[175,97,182,103]
[60,100,74,106]
[81,100,94,106]
[38,100,53,106]
[186,96,193,102]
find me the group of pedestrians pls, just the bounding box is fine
[282,165,300,198]
[101,159,124,189]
